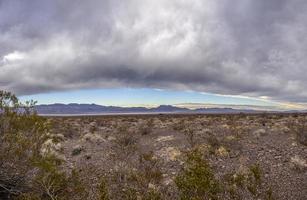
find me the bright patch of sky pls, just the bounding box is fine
[20,88,278,108]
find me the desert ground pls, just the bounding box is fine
[41,113,307,200]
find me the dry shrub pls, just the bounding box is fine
[223,164,274,200]
[288,118,307,146]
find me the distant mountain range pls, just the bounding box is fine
[35,103,263,115]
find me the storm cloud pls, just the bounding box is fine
[1,0,307,103]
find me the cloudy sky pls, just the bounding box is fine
[1,0,307,109]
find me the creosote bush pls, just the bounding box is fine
[0,91,49,199]
[175,148,221,200]
[0,91,89,200]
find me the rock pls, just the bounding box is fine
[253,129,267,138]
[281,126,290,133]
[290,155,307,172]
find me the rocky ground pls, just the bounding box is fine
[45,113,307,200]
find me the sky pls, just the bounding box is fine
[19,88,276,107]
[1,0,307,109]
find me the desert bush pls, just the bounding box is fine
[175,149,221,200]
[207,134,221,155]
[143,189,162,200]
[290,155,307,172]
[114,124,139,158]
[49,119,79,139]
[32,156,67,199]
[139,125,151,136]
[226,117,246,139]
[246,164,262,196]
[172,119,186,131]
[183,128,196,148]
[98,178,110,200]
[295,121,307,146]
[0,91,49,198]
[14,150,89,200]
[138,152,163,184]
[106,152,163,200]
[124,152,163,194]
[116,133,137,150]
[0,91,89,200]
[139,118,154,136]
[259,113,268,127]
[223,164,274,199]
[287,118,307,146]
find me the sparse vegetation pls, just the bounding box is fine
[290,118,307,146]
[175,149,221,200]
[1,90,306,199]
[98,178,110,200]
[0,91,49,198]
[207,134,221,155]
[223,163,275,200]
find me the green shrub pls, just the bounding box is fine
[71,147,83,156]
[249,164,261,184]
[139,152,163,184]
[0,91,89,200]
[0,91,49,198]
[175,149,221,200]
[98,178,110,200]
[144,189,162,200]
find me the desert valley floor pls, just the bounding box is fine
[43,113,307,200]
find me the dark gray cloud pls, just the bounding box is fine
[1,0,307,103]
